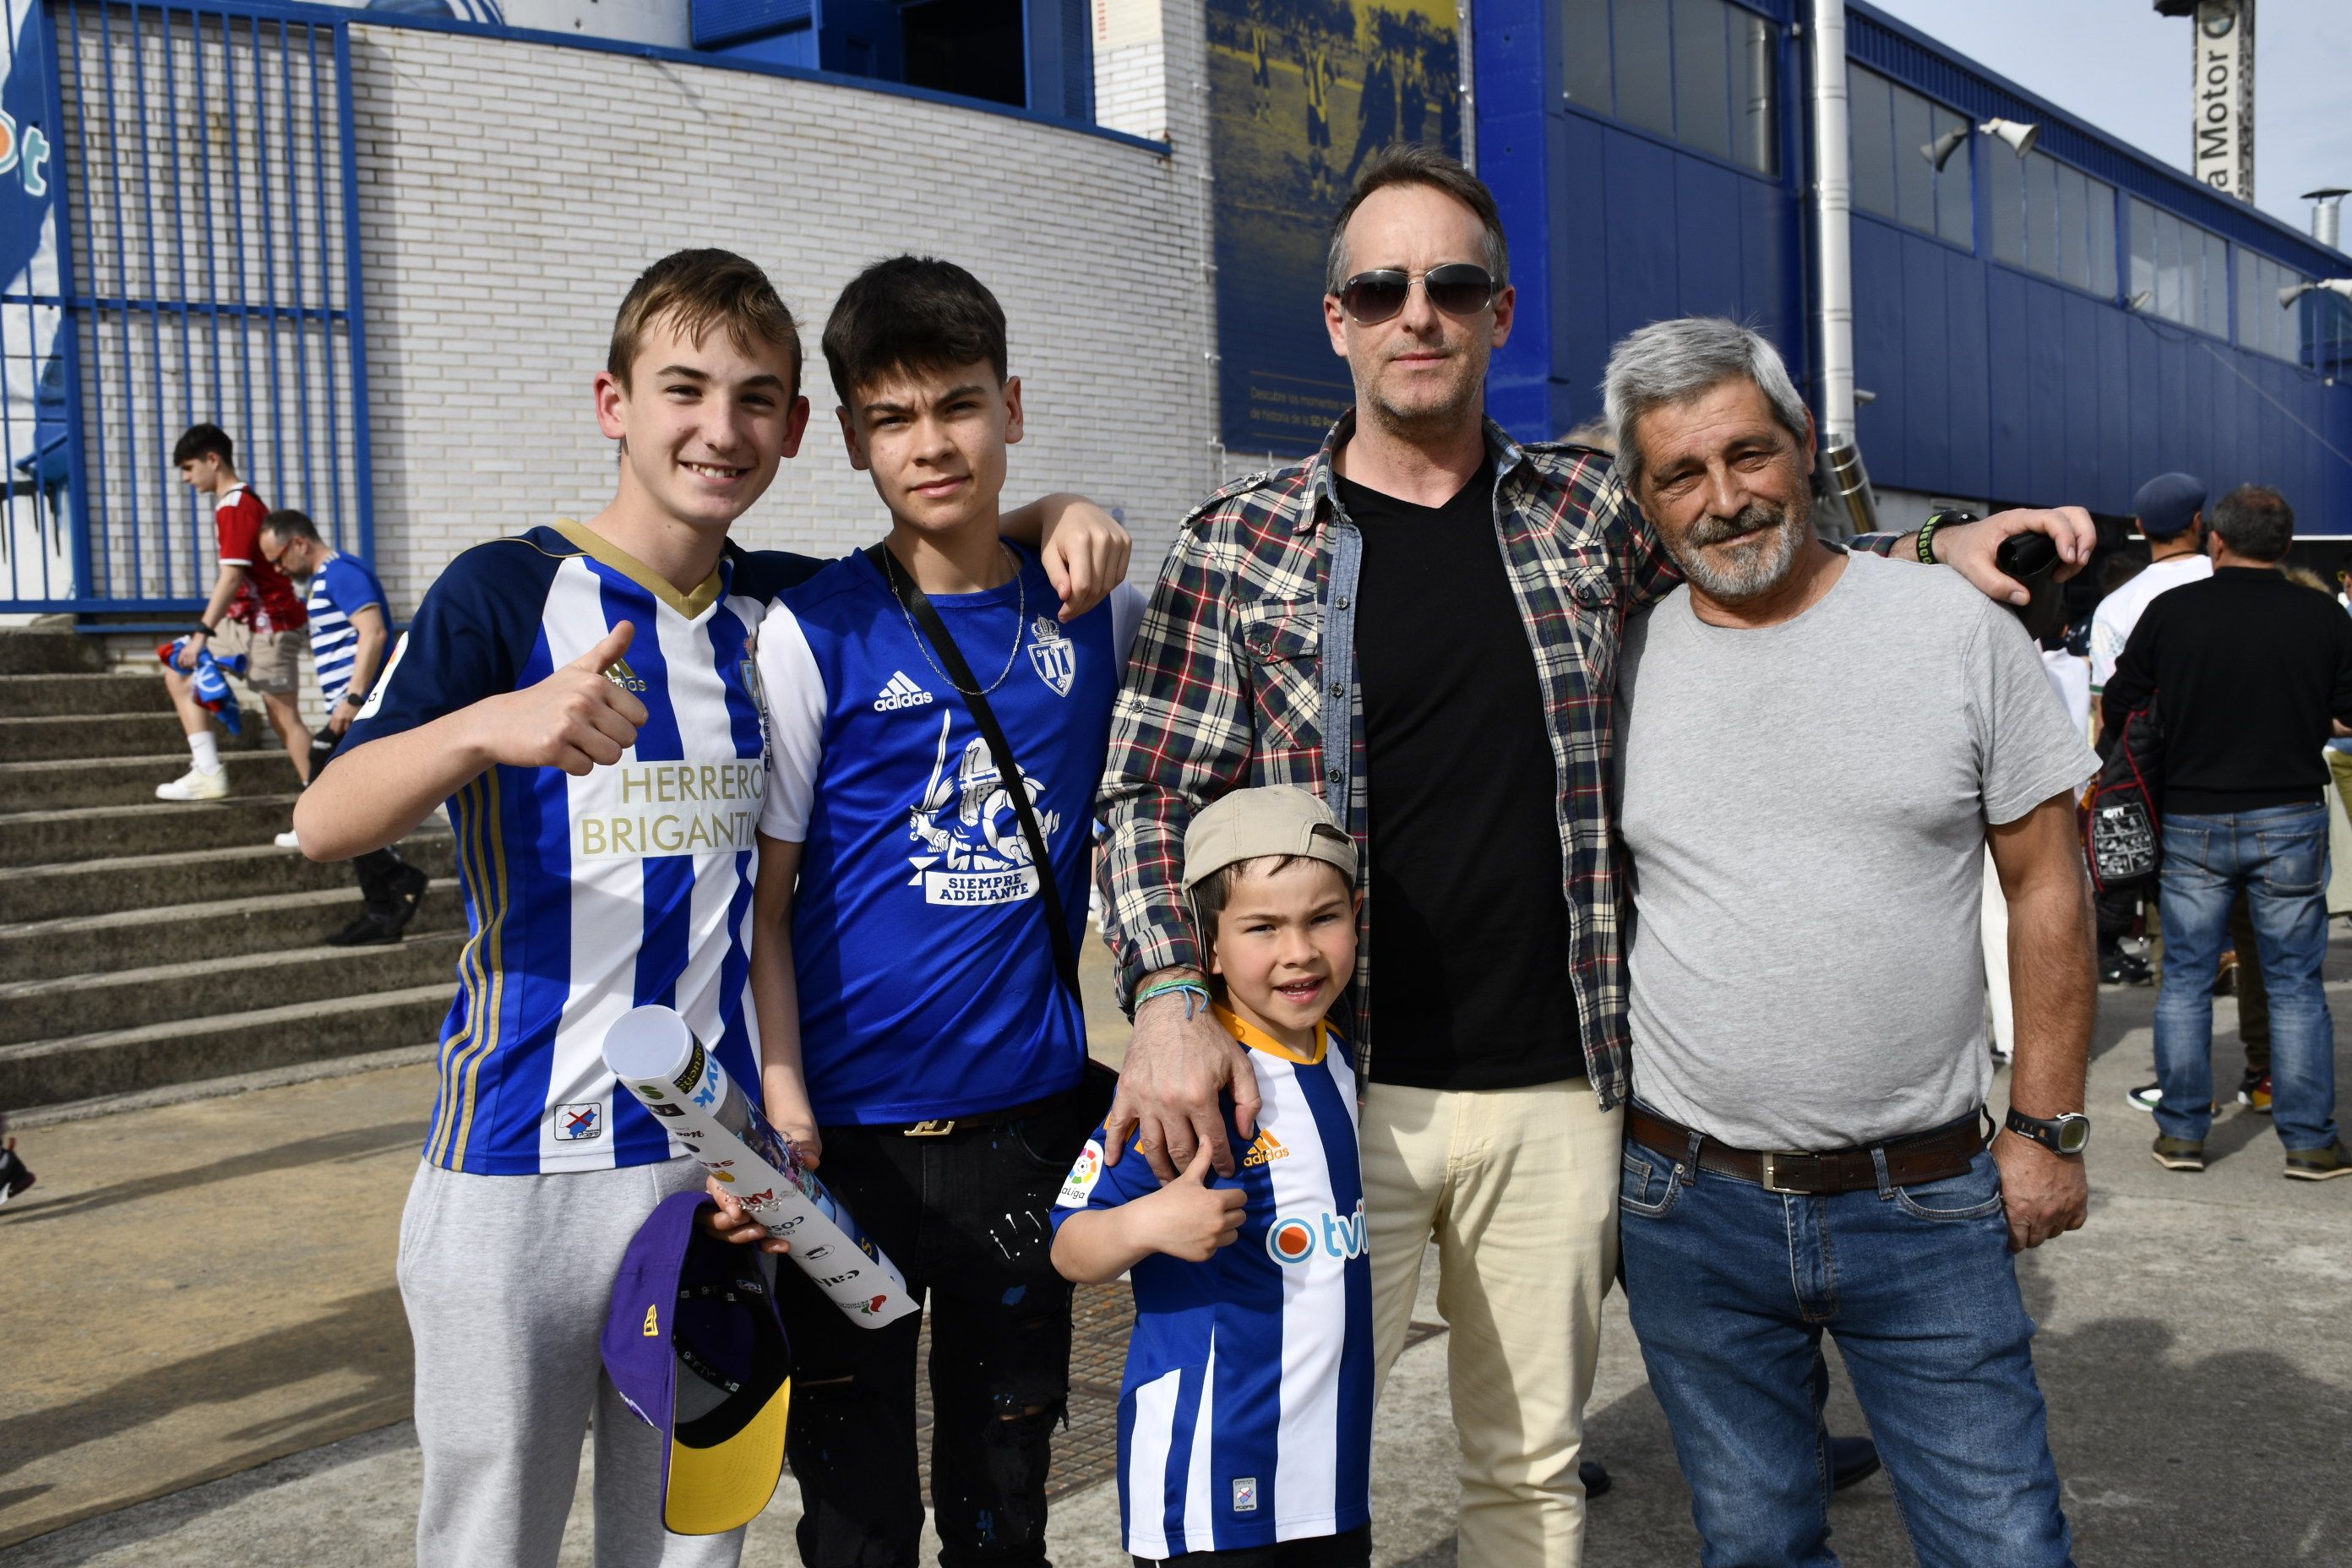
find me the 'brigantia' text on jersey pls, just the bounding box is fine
[1051,1007,1372,1559]
[339,520,817,1174]
[753,545,1141,1124]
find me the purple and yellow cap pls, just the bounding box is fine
[602,1190,792,1535]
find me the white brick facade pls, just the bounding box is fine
[344,19,1218,614]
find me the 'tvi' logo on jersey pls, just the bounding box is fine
[1265,1199,1366,1266]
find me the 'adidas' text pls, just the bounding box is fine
[873,672,935,711]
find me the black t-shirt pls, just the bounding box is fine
[1336,460,1584,1091]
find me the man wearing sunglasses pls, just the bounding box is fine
[1097,144,2095,1566]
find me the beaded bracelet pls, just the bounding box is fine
[1135,977,1213,1021]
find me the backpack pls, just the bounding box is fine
[2081,697,2163,893]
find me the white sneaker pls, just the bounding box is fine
[274,828,302,851]
[155,766,230,802]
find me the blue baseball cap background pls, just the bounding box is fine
[602,1190,792,1535]
[2132,472,2206,538]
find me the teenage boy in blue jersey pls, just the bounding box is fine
[1053,786,1372,1568]
[727,255,1144,1568]
[293,248,1130,1568]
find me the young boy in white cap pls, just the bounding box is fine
[1052,785,1372,1566]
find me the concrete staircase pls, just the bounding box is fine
[0,628,460,1113]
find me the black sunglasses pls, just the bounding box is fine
[1337,264,1498,325]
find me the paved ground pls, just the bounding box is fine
[5,939,2350,1565]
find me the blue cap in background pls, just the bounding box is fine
[2132,472,2207,538]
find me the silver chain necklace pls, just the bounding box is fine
[881,542,1026,696]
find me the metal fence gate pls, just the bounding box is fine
[0,0,370,618]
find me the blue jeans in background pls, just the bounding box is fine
[2154,803,2340,1152]
[1619,1129,2072,1568]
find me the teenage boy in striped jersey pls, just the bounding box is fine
[1054,786,1372,1568]
[257,507,429,945]
[293,248,1130,1568]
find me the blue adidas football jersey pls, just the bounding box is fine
[340,520,818,1174]
[1053,1008,1372,1558]
[753,545,1141,1124]
[305,553,389,706]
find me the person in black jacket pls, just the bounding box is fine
[2104,484,2352,1180]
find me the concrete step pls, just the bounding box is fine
[0,878,465,983]
[0,930,466,1046]
[0,983,455,1110]
[0,629,104,675]
[0,834,459,922]
[0,711,242,762]
[0,792,303,868]
[0,671,178,718]
[0,749,301,811]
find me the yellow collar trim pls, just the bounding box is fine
[553,519,724,619]
[1213,1003,1327,1065]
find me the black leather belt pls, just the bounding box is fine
[1627,1105,1989,1195]
[873,1089,1073,1139]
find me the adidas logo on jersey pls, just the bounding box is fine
[873,671,935,711]
[1241,1130,1288,1167]
[602,656,649,694]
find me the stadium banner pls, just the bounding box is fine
[2,0,66,601]
[1207,0,1461,458]
[605,1004,920,1329]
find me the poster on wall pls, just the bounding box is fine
[1206,0,1460,460]
[2,0,67,603]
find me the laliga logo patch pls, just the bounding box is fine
[1265,1200,1367,1266]
[1057,1140,1105,1207]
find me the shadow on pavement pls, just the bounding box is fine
[0,1123,420,1229]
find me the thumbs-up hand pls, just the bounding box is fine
[476,620,651,775]
[1137,1142,1249,1262]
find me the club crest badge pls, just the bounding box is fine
[1026,615,1075,698]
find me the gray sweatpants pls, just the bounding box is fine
[397,1157,747,1568]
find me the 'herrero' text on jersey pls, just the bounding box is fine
[754,545,1141,1125]
[340,520,819,1175]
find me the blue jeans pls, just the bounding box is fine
[1619,1129,2072,1568]
[2154,803,2340,1152]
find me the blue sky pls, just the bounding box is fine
[1872,0,2352,245]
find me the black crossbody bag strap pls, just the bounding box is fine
[868,544,1081,1001]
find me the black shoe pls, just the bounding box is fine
[2099,951,2153,986]
[326,911,406,947]
[1829,1434,1881,1492]
[0,1146,35,1207]
[1577,1460,1611,1499]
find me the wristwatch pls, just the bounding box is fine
[341,689,368,707]
[2004,1107,2090,1156]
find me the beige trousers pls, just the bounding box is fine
[1362,1080,1623,1568]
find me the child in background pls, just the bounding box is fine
[1052,786,1372,1567]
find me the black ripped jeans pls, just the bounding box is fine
[777,1079,1101,1568]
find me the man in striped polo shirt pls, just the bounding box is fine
[259,507,428,945]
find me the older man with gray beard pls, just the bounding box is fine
[1609,317,2098,1567]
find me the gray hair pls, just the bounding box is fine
[1602,317,1810,487]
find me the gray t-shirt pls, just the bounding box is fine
[1615,550,2098,1151]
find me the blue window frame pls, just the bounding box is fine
[1556,0,1779,177]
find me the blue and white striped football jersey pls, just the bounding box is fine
[340,520,818,1175]
[304,553,389,706]
[1052,1006,1372,1558]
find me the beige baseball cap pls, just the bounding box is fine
[1182,785,1358,892]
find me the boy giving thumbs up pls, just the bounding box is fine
[1052,786,1375,1567]
[295,249,1130,1568]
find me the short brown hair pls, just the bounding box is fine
[821,255,1009,408]
[607,249,803,396]
[1325,144,1509,295]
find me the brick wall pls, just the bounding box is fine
[346,18,1218,615]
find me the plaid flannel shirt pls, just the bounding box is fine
[1096,412,1685,1108]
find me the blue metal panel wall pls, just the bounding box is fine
[1482,0,2352,525]
[1479,0,1805,443]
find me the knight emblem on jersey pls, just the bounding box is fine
[1026,614,1075,698]
[904,710,1061,906]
